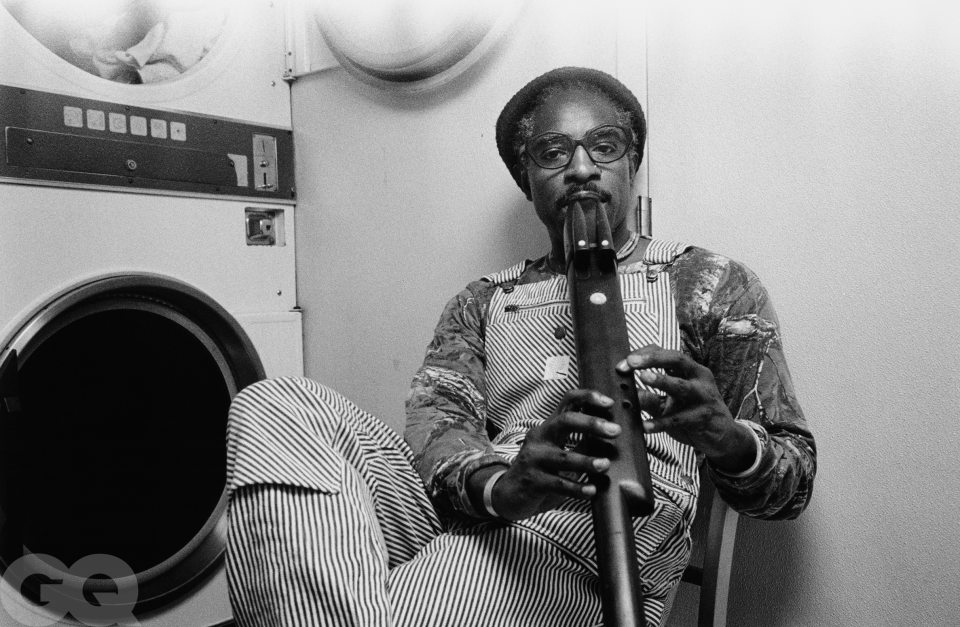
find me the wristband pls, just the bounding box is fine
[723,419,764,478]
[482,469,508,518]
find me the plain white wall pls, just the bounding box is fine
[292,1,960,624]
[649,2,960,625]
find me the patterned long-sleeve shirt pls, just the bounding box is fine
[405,239,816,526]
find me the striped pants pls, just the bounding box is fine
[226,377,675,627]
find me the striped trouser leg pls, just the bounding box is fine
[224,377,679,627]
[382,506,682,627]
[225,377,443,627]
[388,523,604,627]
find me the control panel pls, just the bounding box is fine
[0,85,295,202]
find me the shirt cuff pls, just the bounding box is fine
[713,419,765,479]
[451,452,511,518]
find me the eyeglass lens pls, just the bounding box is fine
[526,125,630,169]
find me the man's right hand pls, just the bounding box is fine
[470,389,622,521]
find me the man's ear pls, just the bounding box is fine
[519,168,532,201]
[628,149,640,179]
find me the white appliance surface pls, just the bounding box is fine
[0,2,301,624]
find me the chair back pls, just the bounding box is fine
[666,471,741,627]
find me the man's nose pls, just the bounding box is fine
[563,145,600,183]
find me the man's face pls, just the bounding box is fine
[520,88,638,243]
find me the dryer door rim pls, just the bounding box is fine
[0,272,264,610]
[3,271,265,381]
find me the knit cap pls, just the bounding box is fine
[495,66,646,190]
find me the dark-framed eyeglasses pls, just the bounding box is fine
[522,124,633,170]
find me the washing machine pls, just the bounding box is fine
[0,1,301,625]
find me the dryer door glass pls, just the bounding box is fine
[1,0,229,84]
[17,304,230,573]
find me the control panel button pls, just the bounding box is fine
[109,112,127,134]
[86,109,105,131]
[150,119,167,139]
[170,121,187,141]
[63,106,83,128]
[130,116,148,136]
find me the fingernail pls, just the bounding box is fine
[582,484,597,496]
[627,354,644,367]
[616,359,629,372]
[603,421,621,436]
[593,458,610,471]
[639,370,656,383]
[598,394,613,406]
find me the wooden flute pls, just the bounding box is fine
[564,198,655,627]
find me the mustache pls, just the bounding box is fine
[555,184,613,211]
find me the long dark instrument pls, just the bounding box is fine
[565,198,655,626]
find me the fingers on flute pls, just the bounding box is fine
[643,412,683,434]
[541,448,610,475]
[638,368,691,397]
[634,389,666,416]
[616,344,683,373]
[642,408,706,435]
[525,469,596,499]
[563,388,614,407]
[543,395,620,441]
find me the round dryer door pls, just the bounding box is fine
[0,0,231,85]
[1,0,290,127]
[313,0,522,92]
[0,274,264,617]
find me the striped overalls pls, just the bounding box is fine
[225,240,699,627]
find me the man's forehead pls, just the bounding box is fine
[529,88,620,137]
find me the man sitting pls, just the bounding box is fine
[225,66,817,627]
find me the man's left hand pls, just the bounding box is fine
[616,344,757,474]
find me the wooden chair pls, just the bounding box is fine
[666,472,741,627]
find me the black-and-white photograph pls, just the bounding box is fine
[0,1,956,626]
